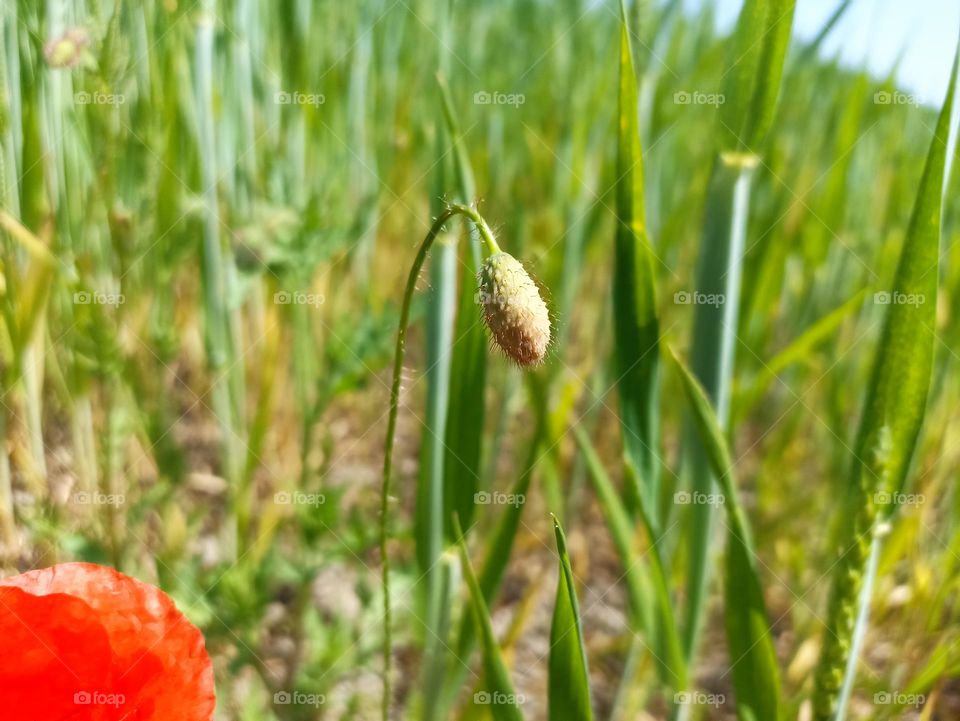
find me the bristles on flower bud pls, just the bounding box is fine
[478,252,550,366]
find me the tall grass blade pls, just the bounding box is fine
[574,425,651,632]
[684,0,796,663]
[614,0,661,531]
[455,516,525,721]
[548,516,594,721]
[719,0,797,153]
[415,19,460,720]
[574,425,688,695]
[444,379,547,710]
[795,0,853,66]
[683,156,755,661]
[438,75,487,539]
[668,347,781,721]
[812,36,960,721]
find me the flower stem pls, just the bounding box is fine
[379,202,495,721]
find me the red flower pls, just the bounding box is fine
[0,562,215,720]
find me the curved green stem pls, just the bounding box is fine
[379,202,496,721]
[455,203,500,255]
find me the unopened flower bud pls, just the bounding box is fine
[478,252,550,366]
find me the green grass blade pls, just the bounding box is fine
[667,347,781,721]
[614,0,662,530]
[548,516,594,721]
[574,425,650,629]
[414,44,460,716]
[422,550,462,721]
[812,37,960,721]
[415,6,459,579]
[455,516,526,721]
[795,0,853,65]
[473,391,544,606]
[720,0,797,153]
[734,290,867,421]
[413,221,456,578]
[446,382,547,706]
[855,56,957,514]
[574,425,688,695]
[438,76,487,540]
[683,156,756,662]
[684,0,796,663]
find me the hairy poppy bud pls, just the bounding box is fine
[478,252,550,366]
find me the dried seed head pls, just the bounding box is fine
[478,252,550,366]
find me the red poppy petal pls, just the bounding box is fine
[0,586,117,720]
[0,563,215,721]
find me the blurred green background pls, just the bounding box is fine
[1,1,958,719]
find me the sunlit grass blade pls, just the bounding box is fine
[574,425,687,696]
[574,425,651,631]
[455,515,525,721]
[0,212,54,349]
[684,0,796,665]
[795,0,853,66]
[734,290,867,421]
[445,378,547,709]
[667,346,781,721]
[414,41,461,721]
[719,0,797,153]
[614,0,661,531]
[548,516,594,721]
[438,75,486,540]
[683,154,756,661]
[812,36,960,721]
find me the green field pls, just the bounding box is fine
[2,1,959,719]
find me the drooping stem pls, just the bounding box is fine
[379,203,497,721]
